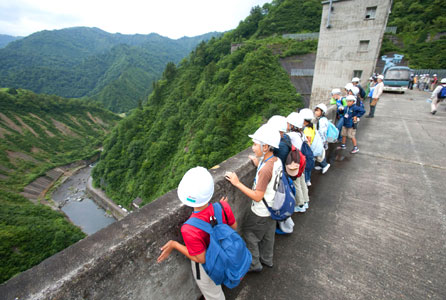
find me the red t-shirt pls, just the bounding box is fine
[181,201,236,256]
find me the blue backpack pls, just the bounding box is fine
[438,86,446,99]
[184,202,252,289]
[262,169,296,221]
[300,140,315,172]
[326,121,339,143]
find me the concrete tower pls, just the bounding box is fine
[310,0,393,107]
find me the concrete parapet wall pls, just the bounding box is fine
[0,148,257,300]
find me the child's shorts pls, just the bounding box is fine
[342,126,356,139]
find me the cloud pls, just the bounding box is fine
[0,0,270,38]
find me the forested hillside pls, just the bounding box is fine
[0,27,220,112]
[0,88,120,283]
[92,0,318,207]
[382,0,446,68]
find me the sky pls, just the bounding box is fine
[0,0,271,38]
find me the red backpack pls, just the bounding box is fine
[285,144,306,179]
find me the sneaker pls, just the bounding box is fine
[248,266,263,273]
[322,163,330,174]
[432,110,437,115]
[304,202,309,209]
[351,147,359,154]
[337,144,346,150]
[314,166,322,170]
[260,260,273,268]
[365,115,373,118]
[306,181,311,187]
[294,205,306,213]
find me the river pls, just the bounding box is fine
[51,166,116,235]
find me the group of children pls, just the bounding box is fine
[157,78,371,300]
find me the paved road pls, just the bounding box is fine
[226,90,446,300]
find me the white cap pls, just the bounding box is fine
[346,95,357,103]
[249,124,280,148]
[299,108,314,121]
[345,83,354,91]
[433,74,437,76]
[377,75,384,80]
[331,88,341,95]
[351,86,360,96]
[352,77,360,83]
[286,112,304,129]
[267,115,288,133]
[178,167,214,207]
[441,78,446,84]
[315,103,327,114]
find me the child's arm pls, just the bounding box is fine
[355,106,366,118]
[157,240,206,264]
[226,172,265,202]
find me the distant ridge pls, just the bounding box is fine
[0,27,221,112]
[0,34,22,48]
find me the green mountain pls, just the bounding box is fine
[0,27,220,112]
[92,0,319,207]
[0,88,120,283]
[0,34,22,48]
[382,0,446,68]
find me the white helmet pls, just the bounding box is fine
[352,77,360,83]
[286,112,304,129]
[345,83,354,91]
[441,78,446,84]
[346,95,357,103]
[351,86,360,96]
[248,124,280,148]
[299,108,314,121]
[177,167,214,207]
[377,75,384,80]
[331,88,341,95]
[315,103,327,114]
[267,115,287,133]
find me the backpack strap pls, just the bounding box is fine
[218,202,229,224]
[212,202,224,225]
[184,216,213,234]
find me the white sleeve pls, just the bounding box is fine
[431,86,442,100]
[319,117,329,141]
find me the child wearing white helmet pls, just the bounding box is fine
[286,112,310,212]
[313,103,331,174]
[330,88,347,142]
[337,95,365,153]
[226,124,281,272]
[430,78,446,115]
[300,108,316,186]
[158,166,236,300]
[352,77,366,100]
[267,115,292,168]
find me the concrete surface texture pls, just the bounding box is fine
[311,0,392,107]
[225,90,446,300]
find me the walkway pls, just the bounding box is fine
[226,90,446,299]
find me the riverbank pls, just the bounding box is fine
[52,166,116,235]
[86,177,129,221]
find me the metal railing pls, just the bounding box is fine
[413,69,446,78]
